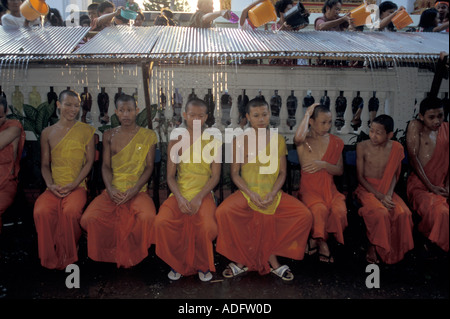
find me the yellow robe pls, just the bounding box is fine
[112,127,158,193]
[34,121,95,269]
[51,121,96,189]
[240,133,287,215]
[81,127,158,268]
[154,133,221,276]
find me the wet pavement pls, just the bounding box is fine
[0,202,448,311]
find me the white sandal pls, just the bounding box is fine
[270,265,294,281]
[198,271,213,282]
[168,269,182,281]
[222,262,248,278]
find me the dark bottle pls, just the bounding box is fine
[255,90,266,102]
[335,91,347,130]
[97,87,110,125]
[237,89,249,120]
[221,90,232,126]
[286,90,298,128]
[270,90,282,127]
[188,88,197,101]
[81,87,93,124]
[368,92,379,114]
[303,90,315,110]
[204,88,215,127]
[320,90,330,109]
[115,87,125,105]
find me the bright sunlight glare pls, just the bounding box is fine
[134,0,221,13]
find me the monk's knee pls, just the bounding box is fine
[80,211,94,230]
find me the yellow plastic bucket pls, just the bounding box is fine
[20,0,49,21]
[350,3,371,27]
[248,0,277,28]
[391,9,413,30]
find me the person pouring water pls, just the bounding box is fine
[1,0,44,29]
[315,0,355,31]
[272,0,310,31]
[189,0,231,28]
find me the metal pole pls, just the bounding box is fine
[141,61,154,129]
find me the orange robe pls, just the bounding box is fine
[0,120,25,233]
[355,141,414,264]
[80,127,157,268]
[154,135,221,276]
[33,121,95,269]
[216,134,313,275]
[407,122,449,252]
[298,134,348,244]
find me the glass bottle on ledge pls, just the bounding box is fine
[287,90,298,129]
[270,90,282,127]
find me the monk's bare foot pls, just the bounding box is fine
[366,245,380,264]
[306,238,318,256]
[318,239,334,263]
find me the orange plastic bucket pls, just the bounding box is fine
[248,0,277,28]
[20,0,49,21]
[350,3,371,27]
[391,9,413,30]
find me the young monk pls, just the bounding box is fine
[80,94,157,268]
[34,90,95,270]
[407,96,449,253]
[355,115,414,264]
[294,103,347,264]
[0,96,25,233]
[216,98,313,281]
[153,98,221,282]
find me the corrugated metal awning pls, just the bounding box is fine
[149,27,449,60]
[0,25,448,63]
[0,26,90,56]
[73,25,163,55]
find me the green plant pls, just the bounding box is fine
[7,101,57,140]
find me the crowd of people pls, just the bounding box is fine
[0,0,448,286]
[0,0,448,33]
[0,81,448,282]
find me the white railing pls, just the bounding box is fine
[2,63,448,145]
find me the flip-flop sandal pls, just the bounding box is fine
[222,262,248,278]
[168,269,182,281]
[319,253,335,264]
[198,271,213,282]
[270,265,294,281]
[306,238,318,256]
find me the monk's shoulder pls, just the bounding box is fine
[391,140,403,152]
[140,127,158,145]
[407,119,423,135]
[330,134,344,147]
[4,119,23,130]
[77,121,95,133]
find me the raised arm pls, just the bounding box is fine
[202,10,231,25]
[316,13,352,30]
[240,0,265,27]
[378,6,405,30]
[294,103,319,146]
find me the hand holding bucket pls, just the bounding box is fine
[391,9,413,30]
[20,0,49,21]
[248,0,277,28]
[350,2,371,27]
